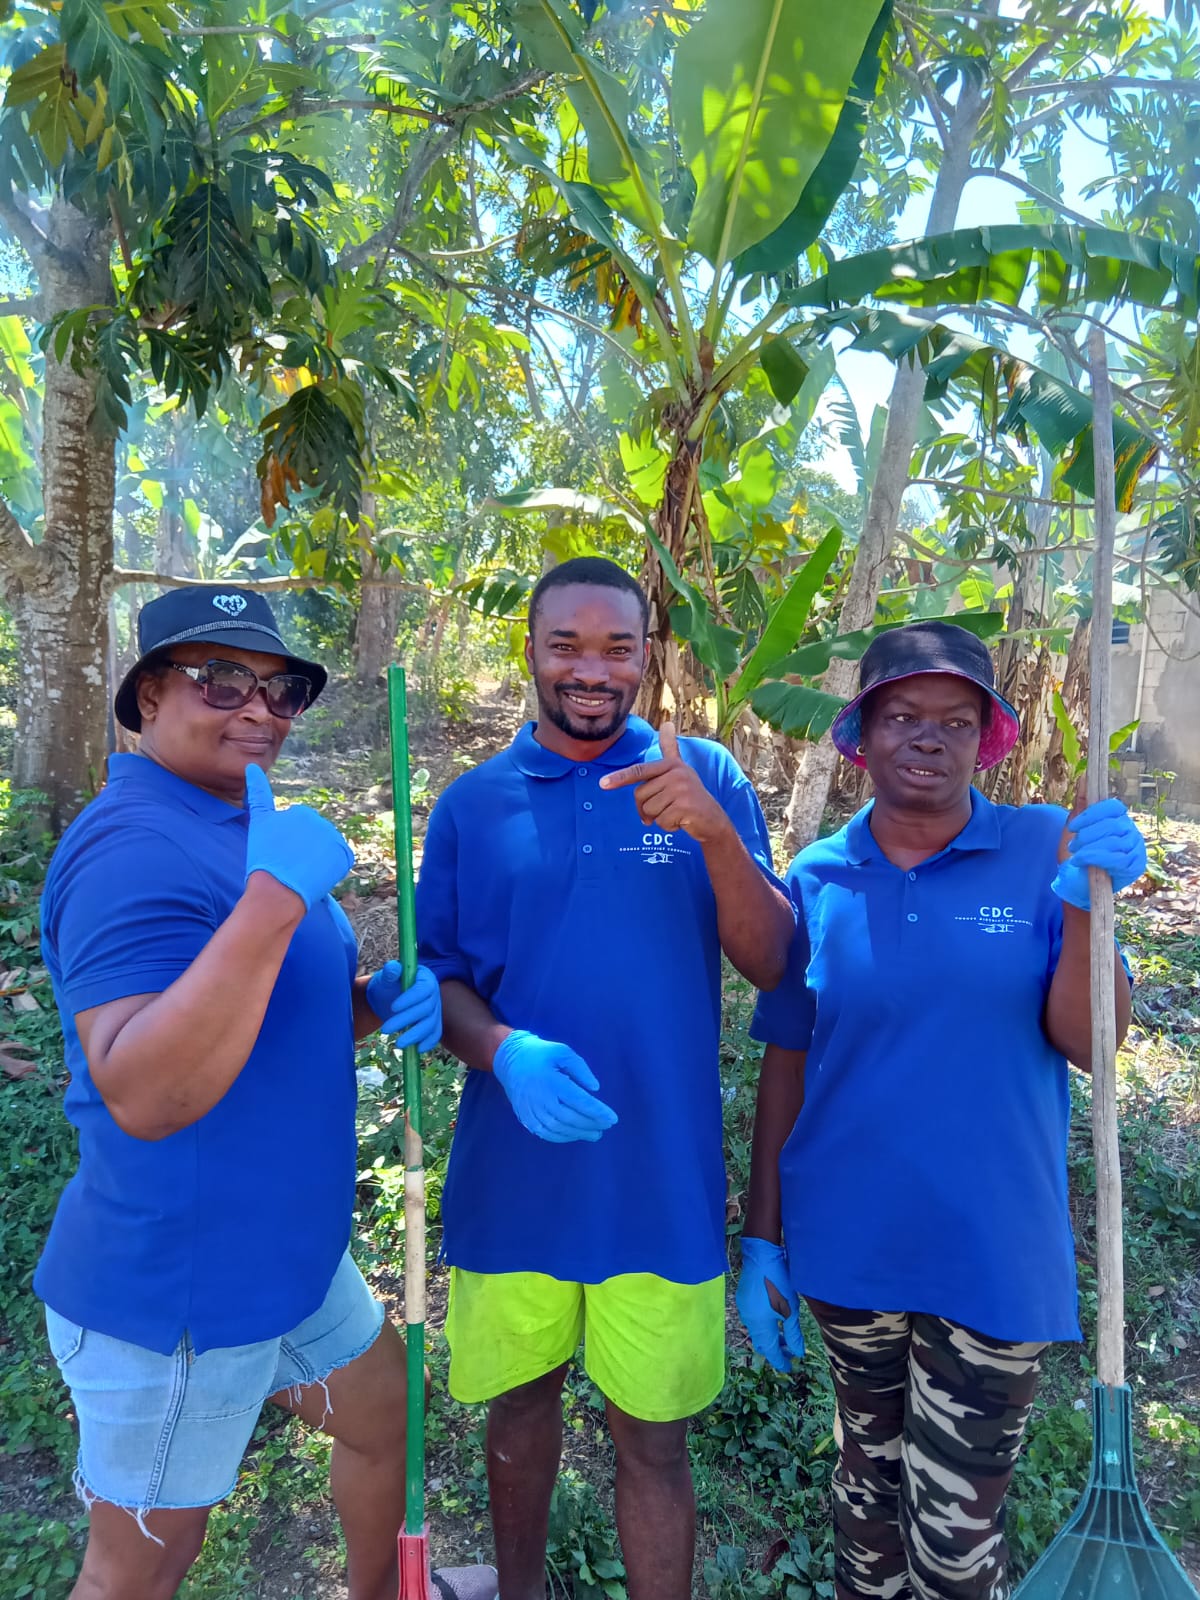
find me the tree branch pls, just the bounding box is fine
[292,97,449,124]
[336,67,546,277]
[526,321,640,517]
[0,495,42,593]
[112,568,428,595]
[1002,0,1093,92]
[908,476,1094,512]
[170,23,294,43]
[332,123,457,276]
[1008,75,1200,102]
[900,21,951,143]
[967,165,1097,228]
[0,193,53,271]
[451,278,641,368]
[0,296,42,319]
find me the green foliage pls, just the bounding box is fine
[0,785,79,1463]
[0,1511,86,1600]
[821,307,1159,514]
[0,0,530,542]
[1050,691,1141,782]
[61,0,171,144]
[258,385,365,528]
[1007,1404,1096,1571]
[547,1471,627,1599]
[737,0,893,278]
[671,0,890,271]
[1145,1404,1200,1543]
[139,181,275,330]
[789,224,1200,320]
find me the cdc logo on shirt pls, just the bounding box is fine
[955,904,1034,935]
[619,829,693,867]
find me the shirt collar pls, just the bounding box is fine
[845,786,1001,865]
[509,716,658,779]
[107,752,247,823]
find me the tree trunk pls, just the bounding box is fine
[1043,615,1091,806]
[354,558,403,683]
[780,57,993,856]
[1,198,116,829]
[979,455,1056,804]
[523,546,557,720]
[782,356,929,852]
[154,411,197,578]
[355,497,404,683]
[639,434,699,726]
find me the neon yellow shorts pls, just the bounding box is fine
[444,1268,726,1423]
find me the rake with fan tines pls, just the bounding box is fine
[388,665,498,1600]
[1012,334,1198,1600]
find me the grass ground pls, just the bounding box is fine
[2,690,1198,1598]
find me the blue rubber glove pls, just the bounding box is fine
[243,764,354,910]
[1051,797,1148,910]
[492,1030,618,1144]
[736,1237,805,1373]
[365,961,442,1052]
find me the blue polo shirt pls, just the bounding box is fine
[36,754,359,1356]
[752,790,1084,1344]
[416,717,787,1285]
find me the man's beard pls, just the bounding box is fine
[537,682,634,742]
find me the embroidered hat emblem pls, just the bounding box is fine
[212,594,248,616]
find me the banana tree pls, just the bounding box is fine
[480,0,895,719]
[454,3,1198,734]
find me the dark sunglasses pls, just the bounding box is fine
[167,658,313,719]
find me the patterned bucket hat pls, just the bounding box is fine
[830,620,1020,771]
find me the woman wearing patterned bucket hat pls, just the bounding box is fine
[736,620,1148,1600]
[34,585,495,1600]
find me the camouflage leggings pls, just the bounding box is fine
[807,1301,1046,1600]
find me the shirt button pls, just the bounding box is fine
[907,913,918,923]
[583,801,593,811]
[583,844,593,854]
[908,871,917,881]
[577,766,589,776]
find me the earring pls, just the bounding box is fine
[974,760,983,771]
[856,745,865,756]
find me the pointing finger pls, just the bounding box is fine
[599,758,669,791]
[659,721,680,762]
[244,764,275,813]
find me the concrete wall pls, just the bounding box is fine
[1111,586,1200,817]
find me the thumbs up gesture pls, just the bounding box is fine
[243,763,355,911]
[598,722,730,845]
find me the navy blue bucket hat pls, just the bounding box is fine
[114,585,328,733]
[831,620,1020,771]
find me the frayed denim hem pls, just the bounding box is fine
[70,1459,236,1543]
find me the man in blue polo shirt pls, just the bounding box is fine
[415,555,796,1600]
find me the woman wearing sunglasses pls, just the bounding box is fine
[33,586,463,1600]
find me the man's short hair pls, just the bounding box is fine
[528,557,650,637]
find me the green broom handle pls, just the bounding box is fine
[387,665,426,1534]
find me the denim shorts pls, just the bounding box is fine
[44,1251,385,1518]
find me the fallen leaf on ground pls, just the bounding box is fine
[0,1039,37,1079]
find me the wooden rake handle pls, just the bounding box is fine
[1086,327,1124,1389]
